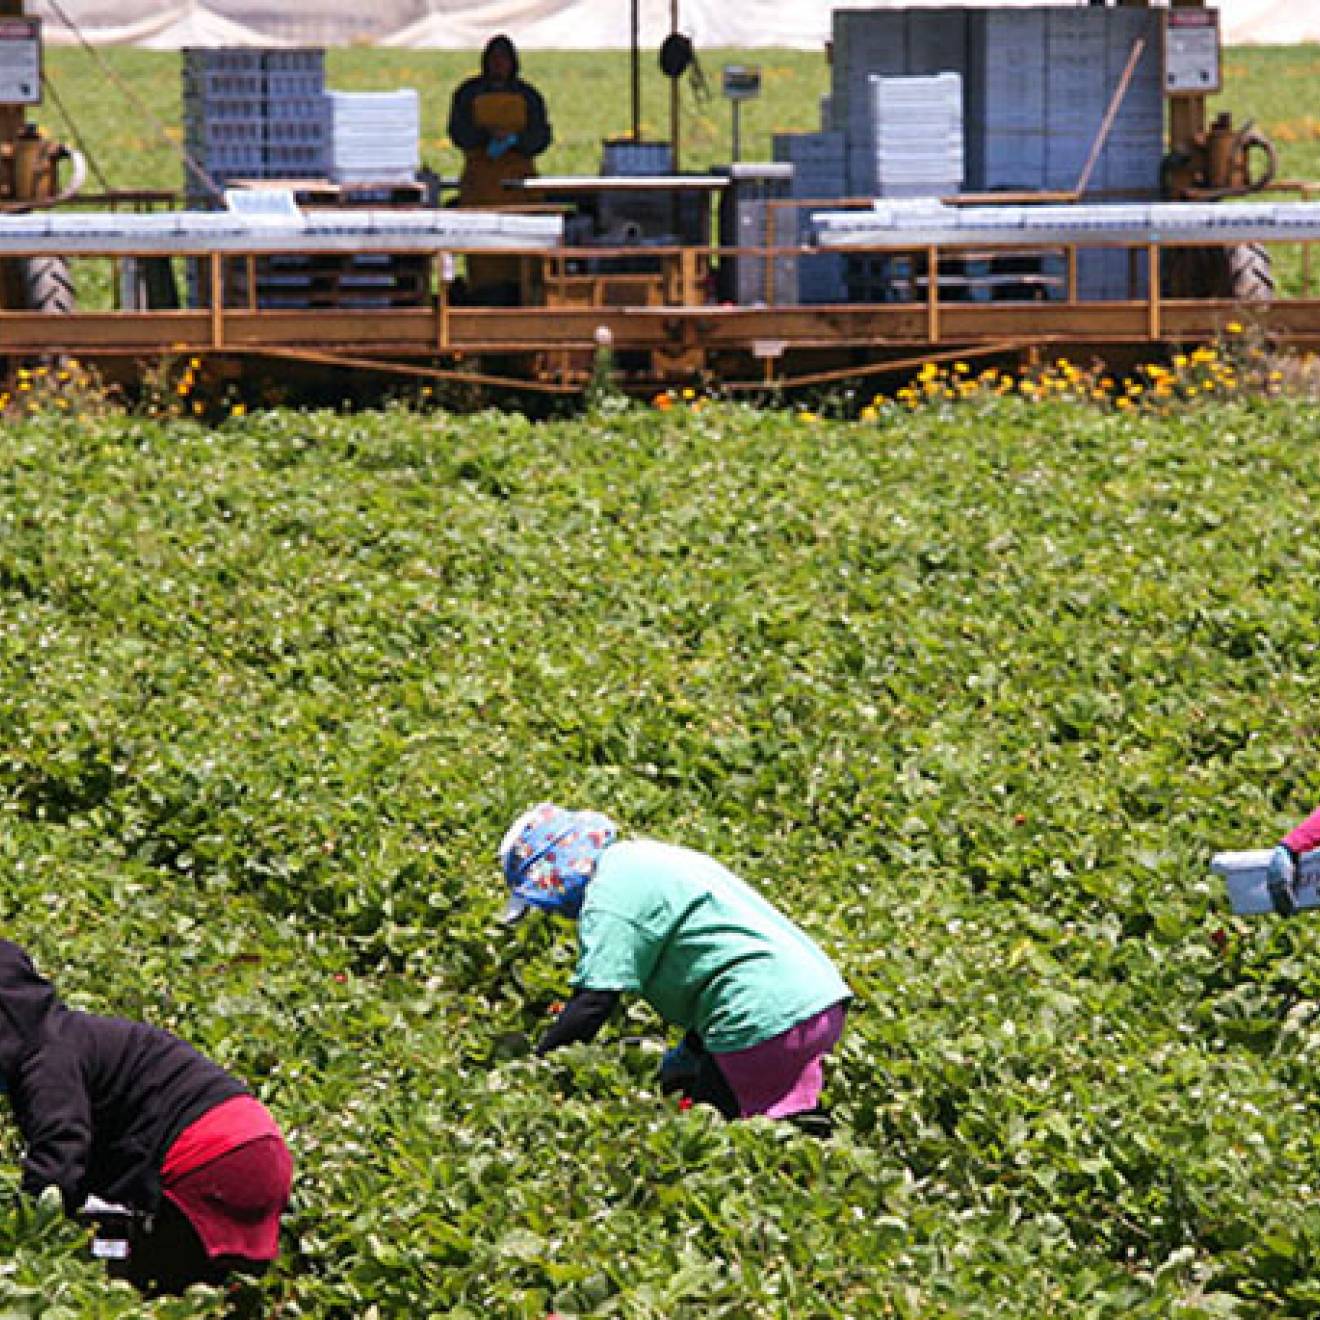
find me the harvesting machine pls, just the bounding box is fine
[0,0,1315,397]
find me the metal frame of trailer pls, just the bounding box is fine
[0,230,1316,394]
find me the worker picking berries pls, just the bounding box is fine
[0,940,292,1297]
[499,803,851,1131]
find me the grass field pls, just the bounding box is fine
[2,387,1320,1315]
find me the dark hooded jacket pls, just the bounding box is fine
[0,941,245,1214]
[447,35,552,158]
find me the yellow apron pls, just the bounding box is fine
[460,90,536,292]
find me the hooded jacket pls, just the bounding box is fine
[0,941,246,1214]
[447,35,552,159]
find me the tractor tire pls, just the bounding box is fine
[1225,242,1274,304]
[21,256,75,316]
[1161,243,1274,303]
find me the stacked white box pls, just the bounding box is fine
[323,90,420,184]
[871,74,963,197]
[774,131,847,303]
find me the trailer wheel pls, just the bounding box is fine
[21,256,75,316]
[1226,242,1274,304]
[1163,243,1274,303]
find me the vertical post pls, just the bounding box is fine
[680,244,698,305]
[436,252,450,351]
[670,0,681,172]
[1066,244,1078,303]
[630,0,641,142]
[1147,243,1161,340]
[927,246,940,344]
[1302,197,1314,297]
[209,251,224,349]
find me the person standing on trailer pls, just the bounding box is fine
[498,804,852,1131]
[0,940,292,1297]
[448,34,553,302]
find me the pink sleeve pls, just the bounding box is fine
[1283,804,1320,856]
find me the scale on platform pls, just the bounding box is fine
[722,64,761,163]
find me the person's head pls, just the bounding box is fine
[498,803,618,924]
[0,941,57,1082]
[482,34,519,84]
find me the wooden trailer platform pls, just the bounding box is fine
[0,222,1317,394]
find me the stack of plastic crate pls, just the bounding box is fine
[182,47,328,201]
[965,9,1047,194]
[182,48,267,208]
[264,49,329,182]
[601,140,672,177]
[598,139,705,248]
[772,132,846,304]
[829,8,906,195]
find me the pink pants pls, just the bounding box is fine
[714,1001,847,1118]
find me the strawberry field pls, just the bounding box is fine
[2,386,1320,1316]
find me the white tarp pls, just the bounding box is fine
[30,0,1320,49]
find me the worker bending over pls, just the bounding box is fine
[448,34,553,302]
[499,804,851,1131]
[0,940,292,1296]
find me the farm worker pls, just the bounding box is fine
[448,34,553,301]
[0,939,292,1296]
[1266,804,1320,913]
[498,804,852,1128]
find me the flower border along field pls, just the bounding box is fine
[1,382,1320,1315]
[885,328,1302,415]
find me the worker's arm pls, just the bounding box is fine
[515,84,553,158]
[14,1051,94,1214]
[535,989,619,1055]
[447,80,490,152]
[1284,803,1320,856]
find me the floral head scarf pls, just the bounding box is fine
[498,803,618,923]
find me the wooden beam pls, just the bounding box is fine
[0,298,1316,362]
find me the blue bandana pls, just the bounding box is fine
[499,803,618,920]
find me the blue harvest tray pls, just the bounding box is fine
[1211,848,1320,916]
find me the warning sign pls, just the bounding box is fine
[1165,9,1221,95]
[0,18,41,106]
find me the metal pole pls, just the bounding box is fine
[631,0,641,141]
[670,0,681,172]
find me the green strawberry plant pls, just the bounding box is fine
[0,391,1317,1314]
